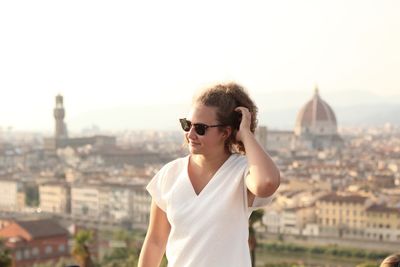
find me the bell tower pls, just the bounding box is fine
[53,94,68,139]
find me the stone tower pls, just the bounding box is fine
[53,94,68,139]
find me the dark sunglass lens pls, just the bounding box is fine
[180,119,191,132]
[194,124,206,135]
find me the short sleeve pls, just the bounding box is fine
[146,167,167,212]
[244,165,274,212]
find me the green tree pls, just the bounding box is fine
[101,230,141,267]
[355,262,379,267]
[0,239,12,267]
[72,230,94,267]
[25,184,39,206]
[249,209,264,267]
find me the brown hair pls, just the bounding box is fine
[194,82,258,154]
[380,253,400,267]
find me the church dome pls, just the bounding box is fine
[294,87,337,136]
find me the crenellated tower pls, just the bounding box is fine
[53,94,68,139]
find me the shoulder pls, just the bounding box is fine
[230,153,248,166]
[222,153,248,174]
[148,155,187,192]
[157,155,188,178]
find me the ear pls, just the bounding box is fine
[222,127,232,140]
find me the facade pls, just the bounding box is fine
[316,193,370,238]
[266,130,293,152]
[39,182,70,214]
[71,185,101,218]
[71,181,150,226]
[0,219,69,267]
[280,207,301,235]
[255,126,267,150]
[263,210,281,233]
[132,183,152,228]
[0,179,24,211]
[364,204,400,242]
[279,205,316,235]
[368,173,396,188]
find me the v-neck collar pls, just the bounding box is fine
[186,154,235,197]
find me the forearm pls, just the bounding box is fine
[138,238,166,267]
[242,132,280,197]
[139,201,170,267]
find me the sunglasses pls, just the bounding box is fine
[179,118,225,136]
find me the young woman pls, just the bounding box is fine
[380,253,400,267]
[138,82,280,267]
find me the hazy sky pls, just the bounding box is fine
[1,0,399,131]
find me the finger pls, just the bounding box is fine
[235,106,248,112]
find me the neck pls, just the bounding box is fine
[190,151,231,171]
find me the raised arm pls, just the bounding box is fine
[138,201,171,267]
[235,107,280,198]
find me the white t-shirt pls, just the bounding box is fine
[146,153,272,267]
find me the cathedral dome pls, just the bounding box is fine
[294,87,337,136]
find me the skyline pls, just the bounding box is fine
[1,0,400,131]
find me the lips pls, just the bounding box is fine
[189,142,201,146]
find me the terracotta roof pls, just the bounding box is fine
[366,204,400,214]
[15,219,68,239]
[318,193,367,204]
[295,87,337,128]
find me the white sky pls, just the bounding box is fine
[1,0,400,131]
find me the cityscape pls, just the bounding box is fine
[1,1,400,266]
[0,88,399,267]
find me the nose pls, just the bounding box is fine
[187,124,198,139]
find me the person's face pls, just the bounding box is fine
[184,103,228,155]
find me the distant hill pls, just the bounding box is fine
[68,102,400,132]
[258,103,400,130]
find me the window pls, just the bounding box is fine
[24,249,30,259]
[45,245,53,254]
[32,247,39,257]
[58,244,65,253]
[15,251,22,261]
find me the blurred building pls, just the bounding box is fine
[44,95,117,152]
[365,204,400,242]
[39,181,71,214]
[53,94,68,139]
[261,86,343,152]
[316,193,371,238]
[70,181,151,227]
[0,179,25,211]
[293,87,343,150]
[0,218,69,267]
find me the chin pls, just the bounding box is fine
[189,148,201,154]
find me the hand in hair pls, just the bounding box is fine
[234,106,252,142]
